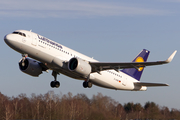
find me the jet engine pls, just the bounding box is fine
[19,58,42,77]
[68,58,91,77]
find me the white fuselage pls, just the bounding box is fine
[4,30,146,91]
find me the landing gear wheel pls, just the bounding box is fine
[83,82,88,88]
[22,62,25,67]
[50,81,60,88]
[50,71,60,88]
[55,81,60,88]
[87,82,92,88]
[50,81,55,88]
[83,81,92,88]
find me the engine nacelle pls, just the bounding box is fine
[68,58,92,77]
[19,58,42,77]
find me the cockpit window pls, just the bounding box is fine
[12,32,26,37]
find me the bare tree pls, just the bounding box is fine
[0,91,179,120]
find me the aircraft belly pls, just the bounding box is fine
[90,72,117,89]
[56,67,85,80]
[90,72,134,90]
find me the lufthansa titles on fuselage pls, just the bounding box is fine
[37,35,63,49]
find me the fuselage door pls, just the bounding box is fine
[122,78,127,86]
[31,33,37,46]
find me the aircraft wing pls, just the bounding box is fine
[89,50,177,72]
[134,82,169,87]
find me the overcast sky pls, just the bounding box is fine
[1,0,180,109]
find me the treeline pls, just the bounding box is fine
[0,91,179,120]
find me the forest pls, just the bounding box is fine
[0,91,179,120]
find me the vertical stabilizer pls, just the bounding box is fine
[121,49,150,81]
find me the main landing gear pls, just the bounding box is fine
[83,75,92,88]
[83,81,92,88]
[50,71,60,88]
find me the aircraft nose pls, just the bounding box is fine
[4,34,9,42]
[4,34,14,45]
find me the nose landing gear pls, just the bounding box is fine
[21,54,28,67]
[50,71,60,88]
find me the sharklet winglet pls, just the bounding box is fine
[166,50,177,63]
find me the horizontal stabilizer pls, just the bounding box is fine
[134,82,169,87]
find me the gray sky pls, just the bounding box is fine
[1,0,180,109]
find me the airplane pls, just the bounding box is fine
[4,30,177,91]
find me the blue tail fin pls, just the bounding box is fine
[121,49,150,81]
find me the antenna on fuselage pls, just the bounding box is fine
[30,29,32,32]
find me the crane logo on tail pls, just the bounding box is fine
[135,57,144,71]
